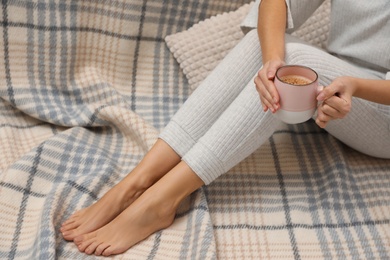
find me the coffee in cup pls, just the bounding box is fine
[279,75,312,86]
[274,65,322,124]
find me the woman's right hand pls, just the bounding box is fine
[254,59,285,113]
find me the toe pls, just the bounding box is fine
[60,221,79,232]
[95,242,110,256]
[62,213,80,226]
[85,241,100,255]
[74,231,96,246]
[77,241,88,252]
[102,246,114,257]
[62,231,75,241]
[77,237,95,253]
[73,234,86,245]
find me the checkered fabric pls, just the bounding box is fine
[165,1,390,259]
[0,0,251,259]
[1,0,389,259]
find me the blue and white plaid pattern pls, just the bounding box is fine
[165,1,390,258]
[0,0,250,259]
[1,0,389,259]
[206,122,390,259]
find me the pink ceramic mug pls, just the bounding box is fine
[274,65,322,124]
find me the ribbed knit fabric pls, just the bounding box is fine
[181,82,281,184]
[159,29,283,184]
[160,29,390,184]
[243,0,390,73]
[284,35,390,159]
[160,29,263,158]
[327,0,390,72]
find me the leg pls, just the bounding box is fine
[182,79,282,184]
[61,29,263,240]
[73,77,281,256]
[74,161,204,256]
[284,36,390,158]
[324,99,390,159]
[72,35,287,253]
[159,29,262,156]
[61,139,181,240]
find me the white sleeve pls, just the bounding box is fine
[288,0,325,29]
[241,0,324,33]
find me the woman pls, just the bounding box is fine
[60,0,390,256]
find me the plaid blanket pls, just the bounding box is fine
[1,0,389,259]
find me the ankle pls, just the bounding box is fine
[124,166,164,191]
[147,187,188,221]
[112,178,148,209]
[148,194,178,222]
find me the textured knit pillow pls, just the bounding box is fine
[165,3,253,90]
[165,0,330,91]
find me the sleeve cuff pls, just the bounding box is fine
[240,0,294,34]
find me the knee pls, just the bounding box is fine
[285,43,323,66]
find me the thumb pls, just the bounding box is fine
[267,60,285,79]
[317,83,338,101]
[267,67,277,80]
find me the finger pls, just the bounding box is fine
[255,77,277,112]
[254,77,270,112]
[320,102,342,119]
[259,95,268,112]
[257,66,264,78]
[317,83,340,101]
[269,84,280,105]
[267,60,286,79]
[261,89,278,112]
[258,90,275,112]
[263,97,276,113]
[266,65,278,80]
[257,76,280,106]
[322,96,351,117]
[316,108,333,123]
[316,105,337,127]
[315,117,328,128]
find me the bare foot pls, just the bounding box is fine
[60,181,145,241]
[61,139,182,241]
[72,161,204,256]
[73,189,176,256]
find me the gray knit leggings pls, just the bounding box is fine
[159,30,390,185]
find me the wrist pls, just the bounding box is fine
[337,76,358,96]
[345,76,360,97]
[262,54,284,65]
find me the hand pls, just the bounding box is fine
[254,59,285,113]
[315,77,355,128]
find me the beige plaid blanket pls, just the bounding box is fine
[1,0,389,259]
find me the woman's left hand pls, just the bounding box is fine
[315,77,355,128]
